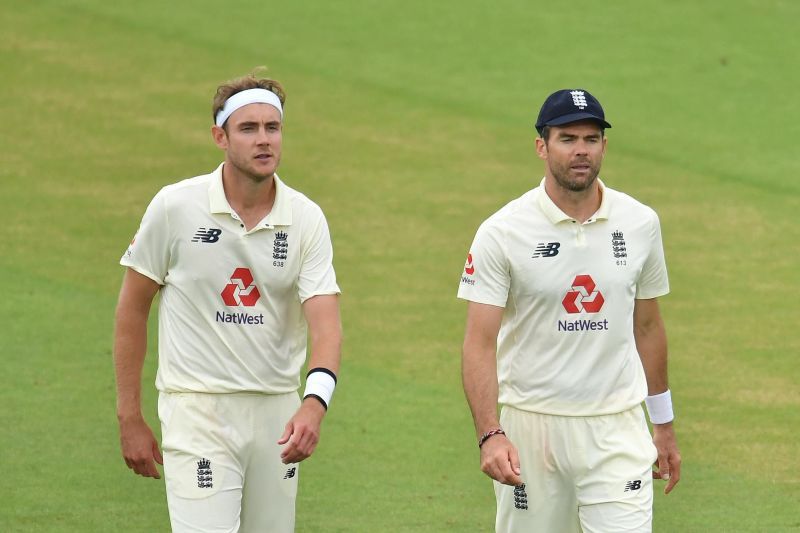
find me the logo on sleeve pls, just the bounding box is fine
[460,253,476,286]
[192,227,222,243]
[464,253,475,275]
[532,242,560,258]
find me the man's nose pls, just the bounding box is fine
[574,140,589,155]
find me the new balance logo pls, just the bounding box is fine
[192,227,222,243]
[283,467,296,479]
[624,479,642,492]
[513,484,528,510]
[532,242,560,258]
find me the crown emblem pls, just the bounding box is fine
[197,458,211,470]
[275,231,288,241]
[570,90,588,109]
[612,230,624,240]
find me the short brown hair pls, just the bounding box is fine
[539,124,605,143]
[212,68,286,125]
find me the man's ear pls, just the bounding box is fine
[211,125,228,149]
[535,136,548,161]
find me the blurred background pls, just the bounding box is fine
[1,1,798,530]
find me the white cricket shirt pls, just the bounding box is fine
[121,163,340,394]
[457,178,669,416]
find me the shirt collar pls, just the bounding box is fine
[208,163,293,227]
[535,177,610,225]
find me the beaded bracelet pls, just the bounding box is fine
[478,428,506,448]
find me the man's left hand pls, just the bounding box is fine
[652,422,681,494]
[278,398,326,464]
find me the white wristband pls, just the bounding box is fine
[644,389,674,424]
[303,368,337,410]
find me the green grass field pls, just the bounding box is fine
[2,0,799,531]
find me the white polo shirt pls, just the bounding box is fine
[121,163,340,394]
[457,178,669,416]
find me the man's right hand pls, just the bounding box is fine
[119,416,163,479]
[480,434,523,486]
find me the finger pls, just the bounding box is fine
[277,422,293,445]
[657,454,670,481]
[664,456,681,494]
[133,459,152,478]
[289,431,316,462]
[509,447,521,476]
[504,471,523,486]
[295,428,318,456]
[153,442,164,466]
[140,457,159,479]
[281,433,300,462]
[495,456,522,486]
[282,445,302,464]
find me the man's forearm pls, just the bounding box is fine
[306,333,342,375]
[635,323,668,394]
[633,299,669,394]
[462,343,501,437]
[114,308,150,421]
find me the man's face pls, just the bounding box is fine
[536,121,606,192]
[212,103,282,181]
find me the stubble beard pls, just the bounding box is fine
[550,159,601,192]
[230,154,279,184]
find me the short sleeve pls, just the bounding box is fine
[635,212,669,299]
[457,221,510,307]
[120,190,170,285]
[297,207,340,303]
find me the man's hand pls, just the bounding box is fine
[480,434,523,486]
[119,416,163,479]
[278,398,326,464]
[652,422,681,494]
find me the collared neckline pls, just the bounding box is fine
[535,177,610,225]
[208,163,293,228]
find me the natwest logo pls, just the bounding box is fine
[464,253,475,275]
[221,268,261,306]
[562,275,604,314]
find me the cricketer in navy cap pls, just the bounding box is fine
[535,89,612,134]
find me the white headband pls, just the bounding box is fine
[214,88,283,127]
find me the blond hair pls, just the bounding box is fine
[212,68,286,126]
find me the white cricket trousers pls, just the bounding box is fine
[158,391,301,533]
[495,406,657,533]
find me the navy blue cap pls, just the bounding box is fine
[535,89,611,134]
